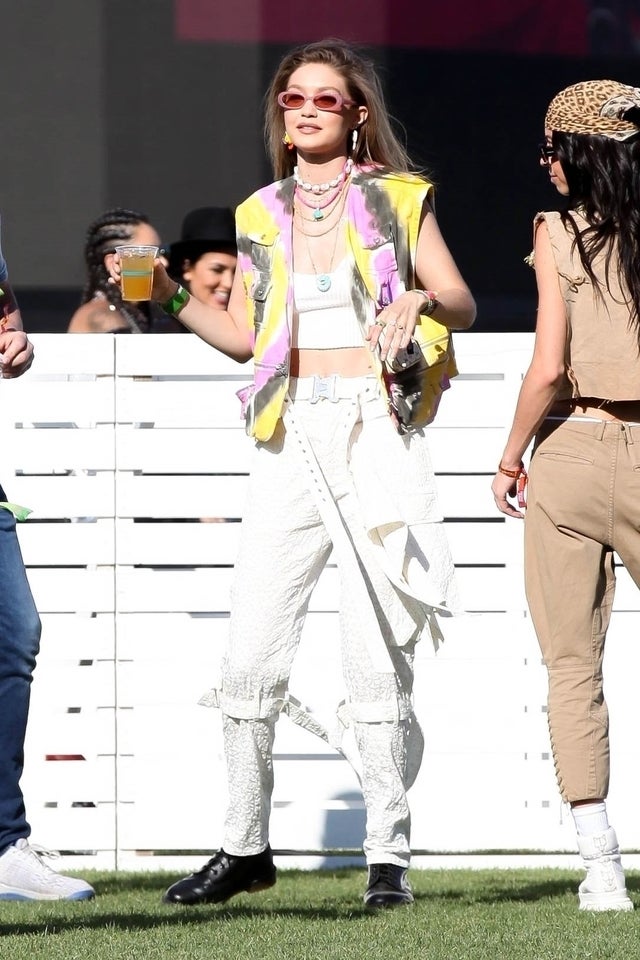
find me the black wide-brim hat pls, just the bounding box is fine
[168,206,237,276]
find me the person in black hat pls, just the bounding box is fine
[168,207,237,311]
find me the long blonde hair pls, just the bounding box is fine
[264,39,415,181]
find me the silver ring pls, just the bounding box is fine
[386,318,397,327]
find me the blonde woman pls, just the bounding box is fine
[114,39,475,909]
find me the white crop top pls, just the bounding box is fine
[292,259,368,349]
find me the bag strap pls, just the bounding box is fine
[283,399,396,675]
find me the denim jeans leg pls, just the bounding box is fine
[0,487,42,852]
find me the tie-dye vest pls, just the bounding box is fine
[235,166,453,441]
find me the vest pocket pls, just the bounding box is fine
[249,235,275,302]
[361,240,400,307]
[250,270,271,302]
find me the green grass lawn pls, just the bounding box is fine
[0,867,639,960]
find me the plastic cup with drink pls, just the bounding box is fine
[115,245,159,301]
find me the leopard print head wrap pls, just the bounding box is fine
[545,79,640,141]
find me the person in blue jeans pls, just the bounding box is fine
[0,215,94,900]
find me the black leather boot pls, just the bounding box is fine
[363,863,414,908]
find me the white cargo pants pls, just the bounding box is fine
[219,376,422,866]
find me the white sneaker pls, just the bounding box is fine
[0,838,95,901]
[577,827,633,912]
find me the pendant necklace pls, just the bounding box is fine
[297,210,344,292]
[295,183,343,220]
[294,176,349,291]
[295,189,344,227]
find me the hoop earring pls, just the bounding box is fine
[282,131,295,151]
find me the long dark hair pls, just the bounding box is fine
[264,38,413,180]
[81,207,152,332]
[552,127,640,324]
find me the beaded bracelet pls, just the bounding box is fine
[160,284,190,317]
[497,462,524,479]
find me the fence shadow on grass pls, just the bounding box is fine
[0,869,600,940]
[0,900,374,938]
[413,873,579,906]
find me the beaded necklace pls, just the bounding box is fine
[293,158,353,193]
[293,159,353,221]
[295,184,343,219]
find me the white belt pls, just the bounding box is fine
[288,374,378,403]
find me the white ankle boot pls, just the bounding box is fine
[577,827,633,912]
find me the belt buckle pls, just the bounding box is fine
[310,374,339,403]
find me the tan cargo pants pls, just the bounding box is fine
[524,416,640,802]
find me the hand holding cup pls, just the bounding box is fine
[110,247,175,304]
[115,245,159,301]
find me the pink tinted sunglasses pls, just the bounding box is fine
[277,90,356,113]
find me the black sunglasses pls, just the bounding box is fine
[538,142,557,163]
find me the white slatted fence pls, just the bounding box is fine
[0,333,636,872]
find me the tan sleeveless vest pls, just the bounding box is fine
[536,210,640,400]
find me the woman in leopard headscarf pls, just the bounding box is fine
[493,79,640,913]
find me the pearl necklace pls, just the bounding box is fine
[293,159,353,220]
[293,158,353,193]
